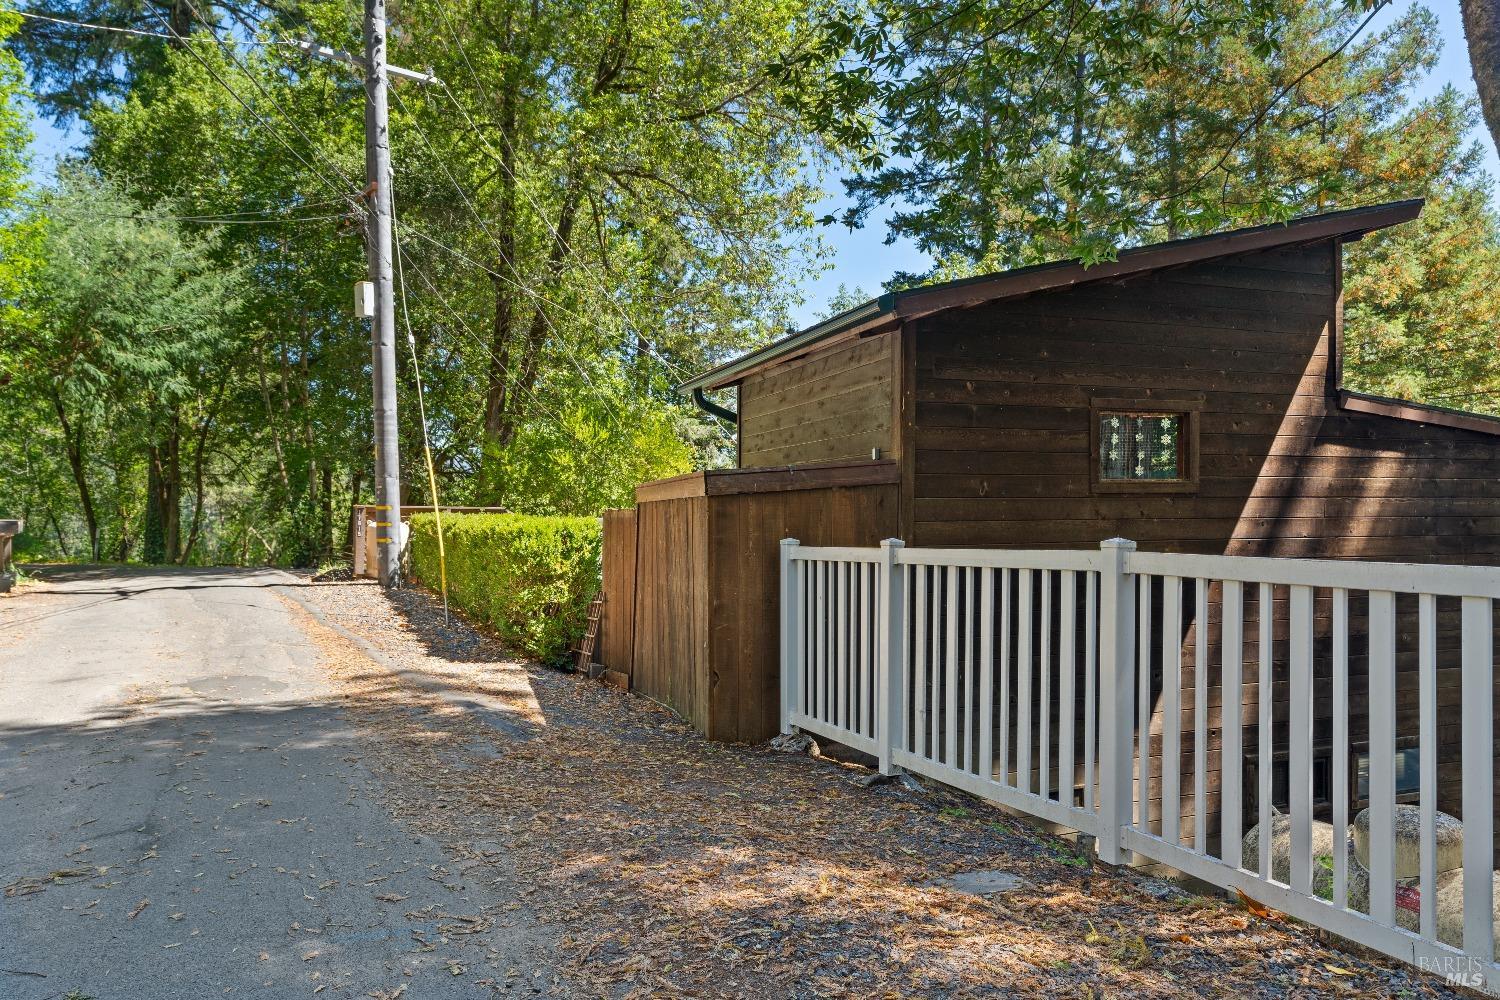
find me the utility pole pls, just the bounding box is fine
[305,15,436,587]
[363,0,401,587]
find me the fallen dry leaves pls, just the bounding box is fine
[283,581,1465,1000]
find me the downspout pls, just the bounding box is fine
[692,386,737,426]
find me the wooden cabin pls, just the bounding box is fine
[602,199,1500,846]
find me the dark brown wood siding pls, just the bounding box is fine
[910,244,1340,550]
[909,241,1500,858]
[739,332,896,467]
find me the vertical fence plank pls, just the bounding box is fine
[858,563,870,736]
[946,566,959,768]
[1096,539,1136,866]
[964,568,978,774]
[914,566,928,757]
[1288,584,1313,896]
[877,540,904,775]
[1221,581,1244,868]
[816,561,828,724]
[1041,570,1053,801]
[924,563,936,758]
[1368,589,1396,924]
[1194,578,1209,855]
[779,540,799,734]
[999,569,1012,786]
[1258,582,1273,882]
[1060,570,1076,811]
[1419,592,1437,940]
[979,568,995,782]
[1018,569,1034,794]
[1138,575,1153,829]
[1085,571,1098,812]
[1461,596,1494,961]
[838,562,849,731]
[1162,577,1182,845]
[1332,588,1349,909]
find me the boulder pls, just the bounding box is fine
[1346,848,1500,953]
[1241,810,1337,884]
[1352,804,1464,879]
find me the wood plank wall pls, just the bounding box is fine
[908,240,1500,858]
[600,508,638,679]
[631,495,711,731]
[707,482,899,742]
[620,468,899,744]
[739,332,896,467]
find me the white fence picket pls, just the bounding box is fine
[782,540,1500,996]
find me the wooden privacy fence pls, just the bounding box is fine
[782,537,1500,993]
[597,460,899,741]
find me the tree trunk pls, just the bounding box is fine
[145,444,166,563]
[484,31,522,445]
[165,410,182,561]
[51,391,98,561]
[1463,0,1500,155]
[494,184,583,449]
[179,378,227,565]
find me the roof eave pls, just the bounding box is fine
[677,295,895,392]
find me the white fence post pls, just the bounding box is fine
[878,538,906,775]
[1096,537,1137,865]
[780,537,800,735]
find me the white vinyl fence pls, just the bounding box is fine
[780,537,1500,993]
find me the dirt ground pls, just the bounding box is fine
[286,576,1468,999]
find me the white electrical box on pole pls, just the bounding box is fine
[301,13,436,588]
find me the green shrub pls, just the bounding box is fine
[407,511,601,664]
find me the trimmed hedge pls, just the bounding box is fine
[407,512,601,663]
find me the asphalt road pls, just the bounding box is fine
[0,567,551,1000]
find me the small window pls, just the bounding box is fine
[1089,396,1201,494]
[1099,412,1184,481]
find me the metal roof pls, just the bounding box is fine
[680,199,1424,392]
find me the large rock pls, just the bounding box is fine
[1346,848,1500,952]
[1241,810,1337,884]
[1353,804,1464,879]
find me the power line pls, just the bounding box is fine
[146,9,362,208]
[175,0,362,194]
[11,8,294,45]
[427,77,695,385]
[44,208,348,225]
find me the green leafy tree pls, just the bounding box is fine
[3,171,245,560]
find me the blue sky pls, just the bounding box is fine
[22,2,1497,328]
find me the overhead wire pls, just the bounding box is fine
[12,8,296,45]
[391,193,449,620]
[413,4,694,383]
[383,85,631,431]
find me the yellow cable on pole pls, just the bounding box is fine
[392,208,447,619]
[405,330,449,621]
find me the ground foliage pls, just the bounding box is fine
[407,511,602,663]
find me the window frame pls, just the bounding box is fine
[1088,395,1202,494]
